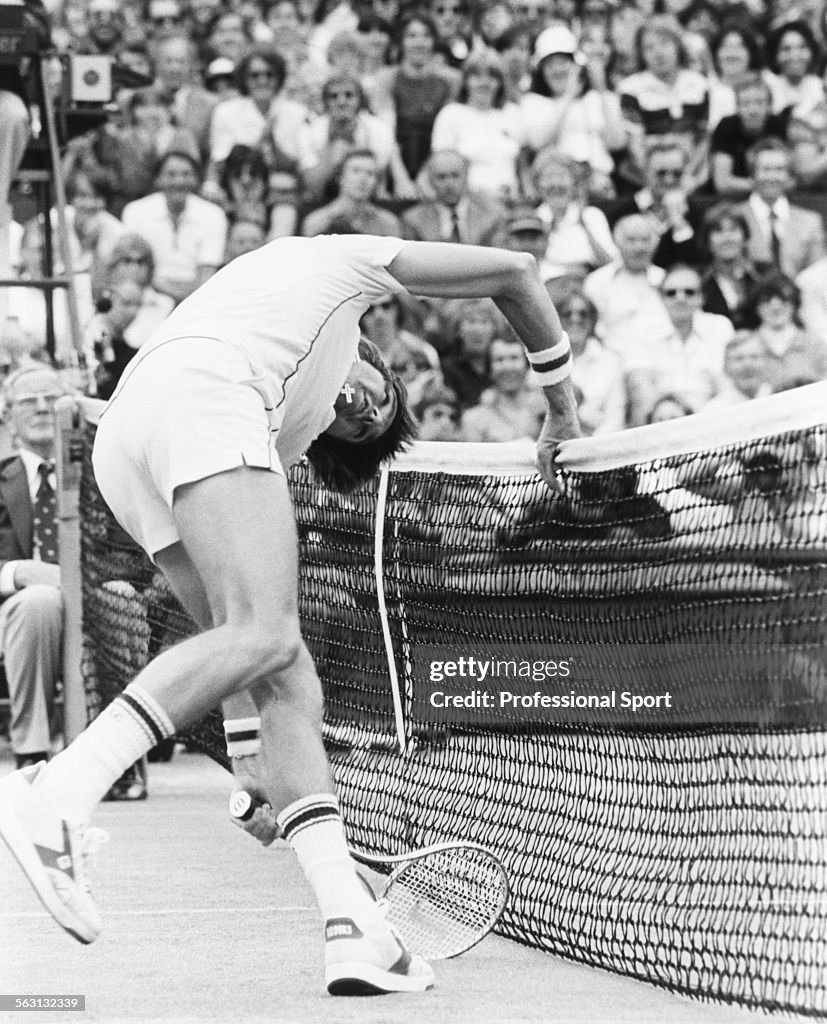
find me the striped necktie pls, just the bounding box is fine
[769,207,782,267]
[33,461,59,564]
[449,205,462,243]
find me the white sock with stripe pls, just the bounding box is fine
[277,794,384,928]
[35,684,174,821]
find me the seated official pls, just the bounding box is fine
[0,366,69,769]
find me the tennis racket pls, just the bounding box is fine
[228,790,509,959]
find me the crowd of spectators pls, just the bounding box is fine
[3,0,827,442]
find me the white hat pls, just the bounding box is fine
[206,57,236,79]
[532,25,578,65]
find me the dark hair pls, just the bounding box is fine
[679,0,719,33]
[766,19,819,76]
[396,11,440,52]
[357,11,393,36]
[701,201,750,258]
[749,271,800,314]
[154,147,202,179]
[305,339,417,493]
[746,135,791,173]
[710,21,763,74]
[363,292,403,322]
[529,52,582,100]
[236,44,287,95]
[219,144,270,195]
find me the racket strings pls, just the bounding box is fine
[383,848,508,959]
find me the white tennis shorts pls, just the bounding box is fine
[92,337,284,559]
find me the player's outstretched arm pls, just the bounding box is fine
[387,241,581,492]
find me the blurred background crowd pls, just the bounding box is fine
[4,0,827,440]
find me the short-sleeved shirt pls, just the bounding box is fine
[129,234,408,468]
[619,69,708,137]
[120,192,228,294]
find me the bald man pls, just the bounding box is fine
[582,214,671,354]
[0,365,69,768]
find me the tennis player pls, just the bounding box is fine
[0,234,580,995]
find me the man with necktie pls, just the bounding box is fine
[400,149,506,246]
[0,365,67,769]
[739,138,827,278]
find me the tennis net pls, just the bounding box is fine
[70,384,827,1017]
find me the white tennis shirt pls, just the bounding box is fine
[131,234,409,468]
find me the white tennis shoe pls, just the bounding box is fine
[324,913,435,995]
[0,763,106,944]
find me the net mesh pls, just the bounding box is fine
[75,393,827,1017]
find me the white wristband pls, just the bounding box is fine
[224,717,262,758]
[526,333,572,387]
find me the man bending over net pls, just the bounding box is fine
[0,235,580,996]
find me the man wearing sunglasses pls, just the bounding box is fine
[0,366,69,771]
[609,141,703,268]
[624,262,734,424]
[0,234,580,996]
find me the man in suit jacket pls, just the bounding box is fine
[0,365,67,768]
[739,138,827,279]
[400,150,505,247]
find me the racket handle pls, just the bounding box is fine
[228,790,261,822]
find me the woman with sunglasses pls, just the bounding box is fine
[207,44,310,190]
[102,233,175,349]
[625,263,734,425]
[559,290,626,434]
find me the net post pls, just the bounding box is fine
[55,397,86,742]
[373,464,407,754]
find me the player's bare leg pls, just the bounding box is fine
[0,466,432,992]
[159,468,432,993]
